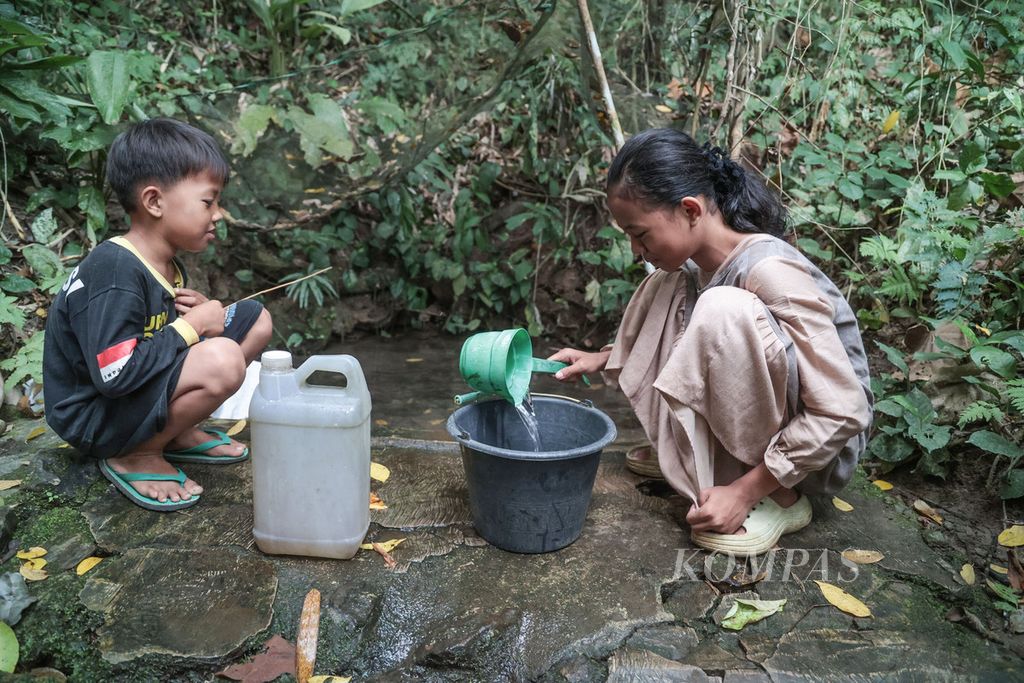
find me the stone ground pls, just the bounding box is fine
[0,333,1023,681]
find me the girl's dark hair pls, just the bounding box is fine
[106,117,230,212]
[607,128,787,238]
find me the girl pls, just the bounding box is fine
[550,128,872,556]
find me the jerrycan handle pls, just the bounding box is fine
[295,354,368,397]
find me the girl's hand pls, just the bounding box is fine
[547,347,611,383]
[685,484,760,535]
[182,299,225,337]
[175,288,210,315]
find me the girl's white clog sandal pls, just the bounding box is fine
[625,445,664,479]
[690,494,812,557]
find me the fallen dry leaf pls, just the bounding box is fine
[217,634,296,683]
[814,580,872,617]
[57,443,72,448]
[309,677,352,683]
[913,499,943,525]
[960,564,976,585]
[25,426,46,442]
[992,564,1009,575]
[371,542,397,569]
[832,497,854,512]
[374,419,388,427]
[654,104,673,113]
[998,525,1024,547]
[370,462,390,483]
[666,77,685,99]
[842,549,883,564]
[296,589,321,683]
[16,547,46,560]
[76,557,103,575]
[369,493,387,511]
[0,480,21,491]
[405,357,424,363]
[226,419,247,437]
[429,419,444,426]
[1009,551,1024,592]
[360,538,405,553]
[872,480,893,491]
[23,558,46,571]
[19,565,47,582]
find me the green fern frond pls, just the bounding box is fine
[958,400,1004,428]
[1008,380,1024,414]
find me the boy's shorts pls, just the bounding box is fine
[87,300,265,459]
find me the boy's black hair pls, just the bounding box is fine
[607,128,788,238]
[105,117,230,213]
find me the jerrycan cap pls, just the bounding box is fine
[261,350,293,372]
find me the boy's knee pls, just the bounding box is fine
[192,338,246,394]
[251,308,273,345]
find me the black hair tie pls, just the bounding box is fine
[700,143,744,199]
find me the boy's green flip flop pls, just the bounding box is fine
[98,460,200,512]
[164,428,250,465]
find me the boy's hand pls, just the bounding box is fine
[547,347,611,382]
[174,288,210,315]
[182,299,226,337]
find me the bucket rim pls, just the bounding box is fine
[446,394,618,461]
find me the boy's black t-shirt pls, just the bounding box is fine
[43,236,199,458]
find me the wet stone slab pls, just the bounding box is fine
[79,547,277,665]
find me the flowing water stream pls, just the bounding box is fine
[514,394,542,451]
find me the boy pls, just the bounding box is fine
[43,118,273,511]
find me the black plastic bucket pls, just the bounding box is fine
[447,394,617,553]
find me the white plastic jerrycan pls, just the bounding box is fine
[249,350,372,559]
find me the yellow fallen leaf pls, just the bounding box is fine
[303,187,326,194]
[19,565,47,582]
[360,538,405,553]
[913,499,943,525]
[975,324,991,336]
[654,104,673,113]
[992,564,1009,575]
[882,109,900,134]
[309,676,352,683]
[960,564,976,585]
[16,547,47,560]
[369,493,387,510]
[24,558,46,570]
[842,549,883,564]
[26,426,46,442]
[405,357,424,363]
[370,462,391,483]
[296,588,321,683]
[0,480,21,491]
[429,419,444,426]
[374,419,389,427]
[58,443,72,448]
[76,556,103,575]
[832,497,854,512]
[998,525,1024,547]
[814,580,872,617]
[226,419,247,437]
[872,479,893,491]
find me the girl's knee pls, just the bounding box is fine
[691,286,760,325]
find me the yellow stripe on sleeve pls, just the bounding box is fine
[169,318,200,346]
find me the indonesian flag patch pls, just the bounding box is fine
[97,338,137,382]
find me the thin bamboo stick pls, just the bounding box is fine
[577,0,625,151]
[232,266,333,304]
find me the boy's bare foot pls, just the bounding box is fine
[106,453,203,502]
[167,427,247,458]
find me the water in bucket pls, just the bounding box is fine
[248,350,372,559]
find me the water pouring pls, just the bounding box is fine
[454,328,588,405]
